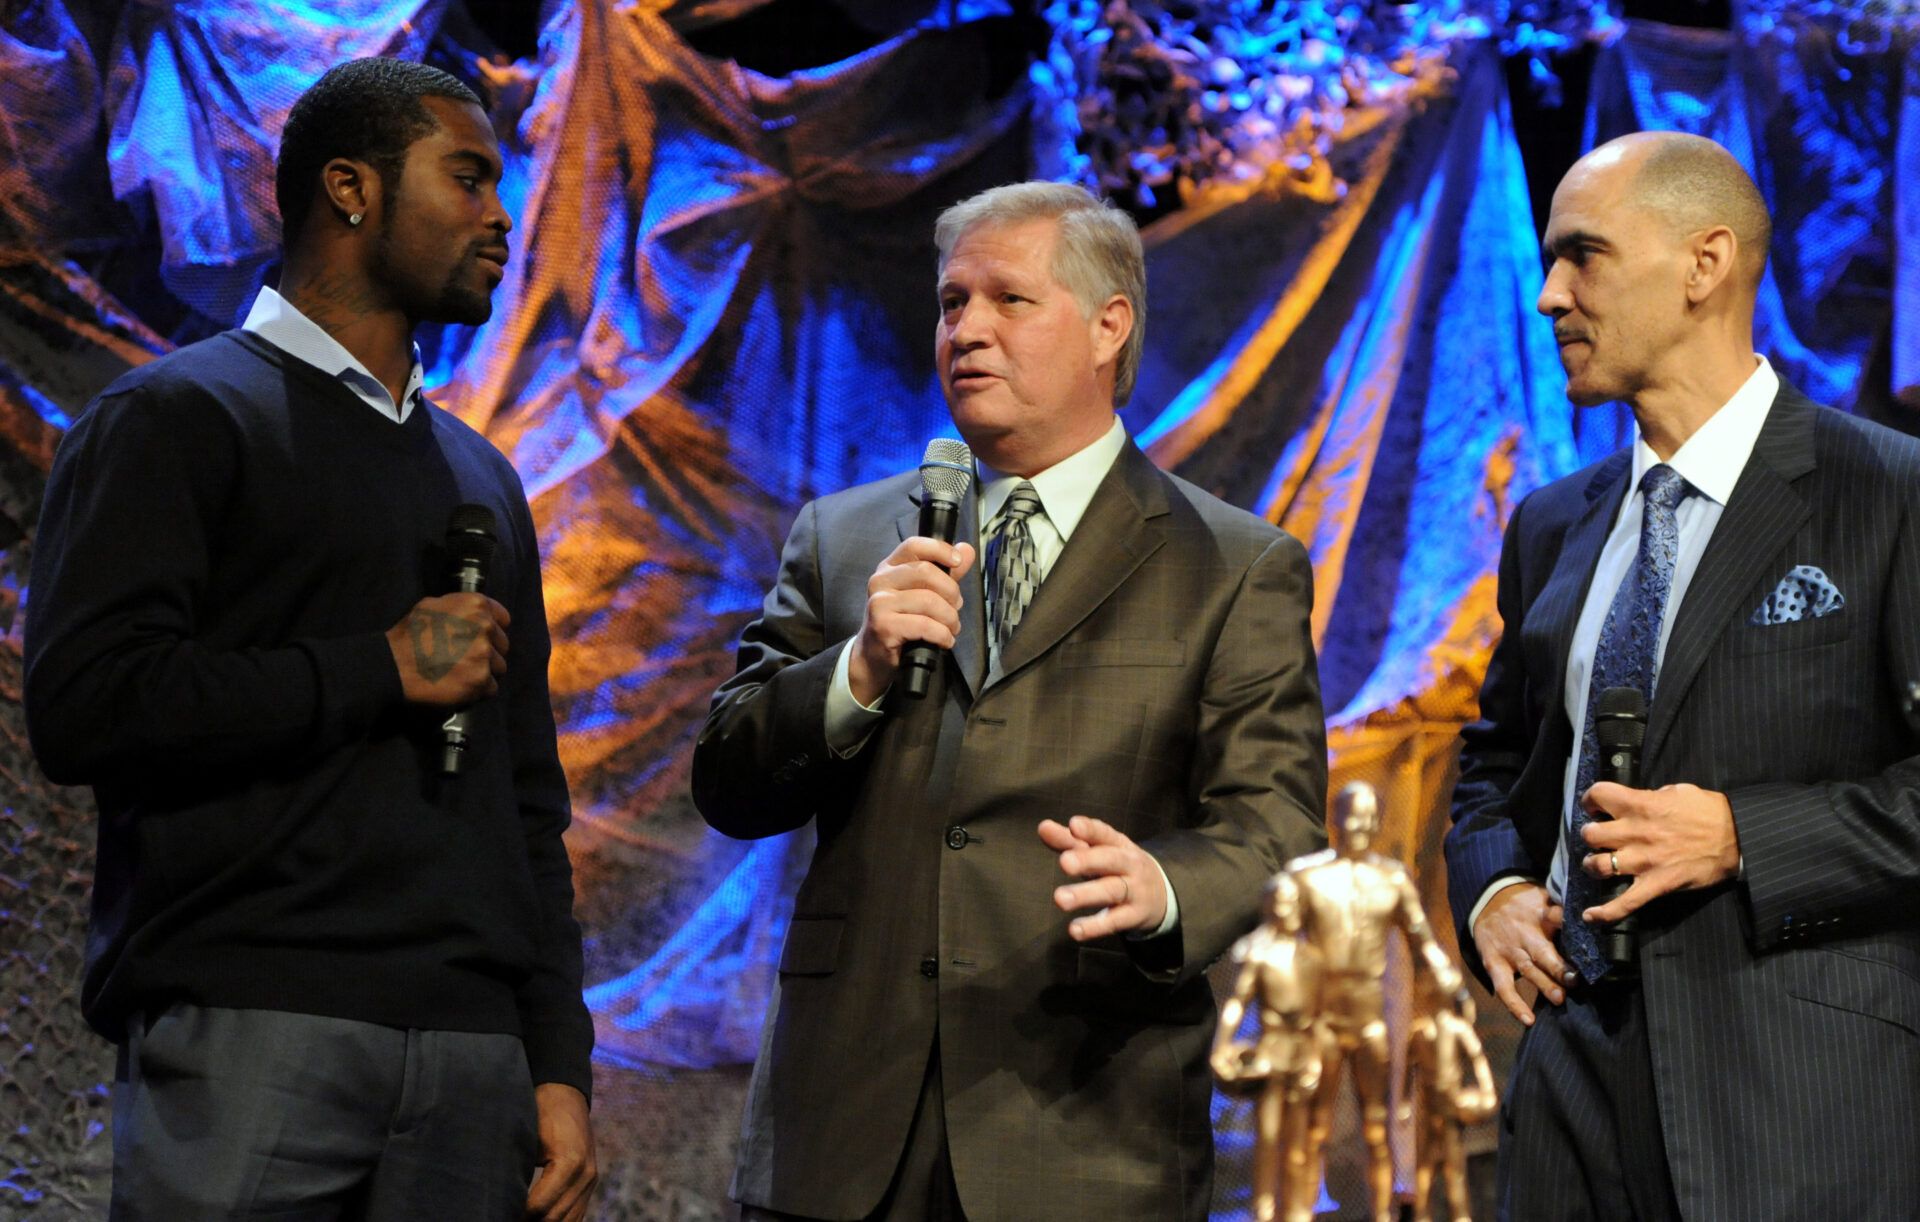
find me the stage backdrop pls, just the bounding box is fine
[2,2,1914,1218]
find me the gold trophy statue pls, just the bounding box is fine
[1403,962,1497,1222]
[1212,872,1334,1222]
[1216,781,1471,1222]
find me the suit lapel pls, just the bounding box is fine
[1644,387,1817,767]
[1533,452,1633,735]
[899,484,988,699]
[989,442,1169,688]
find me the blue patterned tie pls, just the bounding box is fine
[1564,464,1691,982]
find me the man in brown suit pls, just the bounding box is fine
[693,181,1326,1220]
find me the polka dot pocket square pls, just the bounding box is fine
[1750,564,1845,626]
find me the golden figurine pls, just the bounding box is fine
[1212,872,1333,1222]
[1403,962,1497,1222]
[1217,781,1466,1222]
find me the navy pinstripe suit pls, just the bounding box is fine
[1446,385,1920,1220]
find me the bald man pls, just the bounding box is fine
[1445,132,1920,1220]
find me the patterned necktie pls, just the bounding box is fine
[1564,463,1692,982]
[986,482,1044,663]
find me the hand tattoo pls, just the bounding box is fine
[410,610,482,681]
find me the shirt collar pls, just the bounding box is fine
[977,416,1127,541]
[242,285,424,418]
[1631,355,1778,506]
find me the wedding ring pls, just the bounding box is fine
[1610,851,1620,877]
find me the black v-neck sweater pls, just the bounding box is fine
[24,330,591,1098]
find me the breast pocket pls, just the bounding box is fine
[1725,608,1853,655]
[1059,640,1187,668]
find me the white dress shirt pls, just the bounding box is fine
[972,414,1130,668]
[242,286,424,423]
[1470,357,1779,932]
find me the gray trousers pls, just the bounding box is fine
[110,1004,538,1221]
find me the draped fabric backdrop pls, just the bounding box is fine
[1,2,1912,1217]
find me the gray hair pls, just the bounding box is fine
[934,181,1146,406]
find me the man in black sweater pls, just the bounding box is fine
[24,59,596,1221]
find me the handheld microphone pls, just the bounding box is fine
[901,439,974,699]
[1594,686,1647,974]
[441,503,498,774]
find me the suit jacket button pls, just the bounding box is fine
[945,825,970,850]
[920,957,939,978]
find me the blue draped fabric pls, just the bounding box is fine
[0,1,114,252]
[104,0,454,324]
[1576,15,1920,461]
[1123,46,1576,721]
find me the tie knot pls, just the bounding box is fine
[1640,464,1689,514]
[1000,482,1043,524]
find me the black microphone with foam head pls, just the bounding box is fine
[441,503,498,774]
[900,439,974,699]
[1594,685,1648,974]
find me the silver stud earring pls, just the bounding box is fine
[348,212,363,226]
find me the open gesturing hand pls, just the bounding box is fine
[1038,815,1169,939]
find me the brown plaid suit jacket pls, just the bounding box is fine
[694,439,1327,1220]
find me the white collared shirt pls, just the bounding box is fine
[242,286,425,423]
[974,415,1128,593]
[1471,357,1779,930]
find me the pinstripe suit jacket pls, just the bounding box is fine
[693,440,1327,1220]
[1446,385,1920,1220]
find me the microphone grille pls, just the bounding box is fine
[1594,686,1647,752]
[918,438,974,503]
[446,503,498,564]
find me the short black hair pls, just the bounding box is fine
[275,57,483,245]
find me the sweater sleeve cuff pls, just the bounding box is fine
[299,631,405,744]
[520,1007,595,1105]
